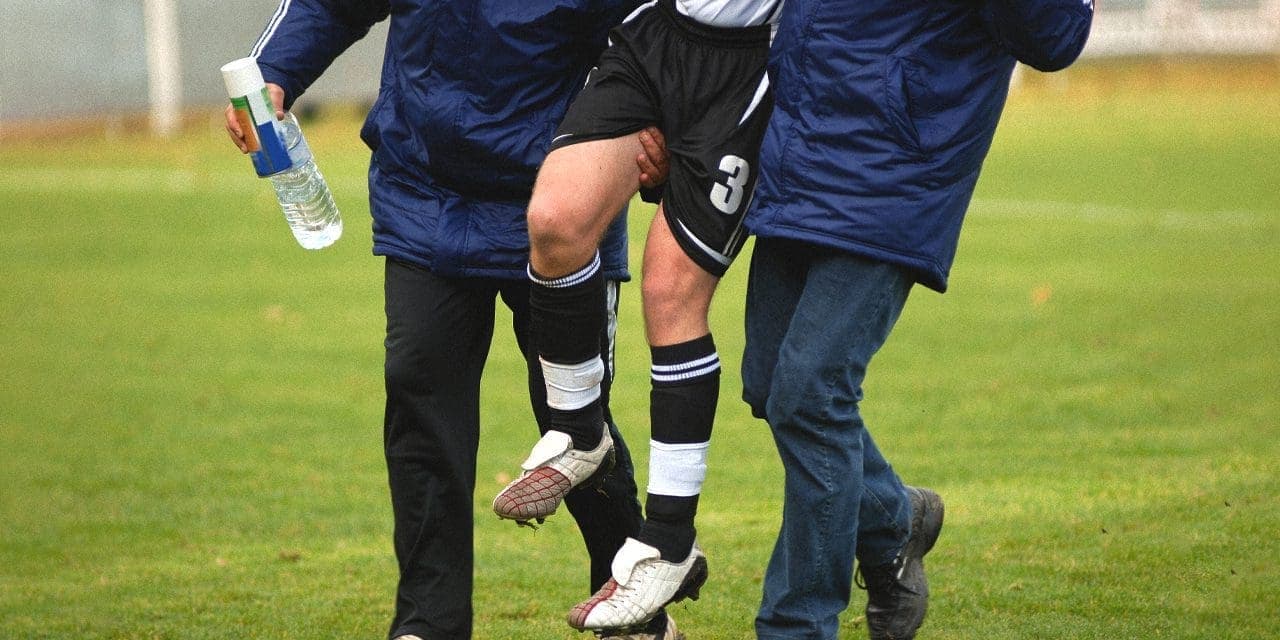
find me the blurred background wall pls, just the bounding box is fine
[0,1,385,128]
[0,0,1277,135]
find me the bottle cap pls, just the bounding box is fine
[220,57,266,99]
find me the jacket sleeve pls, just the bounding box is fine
[250,0,391,109]
[979,0,1095,72]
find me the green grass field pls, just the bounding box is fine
[1,59,1276,639]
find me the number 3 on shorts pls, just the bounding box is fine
[710,154,750,215]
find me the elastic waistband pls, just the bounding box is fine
[656,0,773,47]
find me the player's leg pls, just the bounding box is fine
[501,277,644,590]
[628,56,776,568]
[568,209,723,632]
[567,204,739,632]
[572,49,775,632]
[492,134,646,524]
[636,207,722,562]
[504,271,681,638]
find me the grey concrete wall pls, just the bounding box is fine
[0,0,386,121]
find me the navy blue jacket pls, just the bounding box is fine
[253,0,637,280]
[745,0,1094,292]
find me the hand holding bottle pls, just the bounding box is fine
[224,82,285,153]
[221,58,342,250]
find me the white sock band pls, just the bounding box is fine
[647,440,709,497]
[527,252,601,288]
[541,356,604,411]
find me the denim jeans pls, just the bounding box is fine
[741,239,915,640]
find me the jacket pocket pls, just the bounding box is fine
[882,55,924,156]
[359,92,390,153]
[883,50,1011,185]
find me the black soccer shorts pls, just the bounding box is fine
[550,0,774,277]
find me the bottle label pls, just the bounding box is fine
[230,88,292,177]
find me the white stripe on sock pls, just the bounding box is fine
[651,353,720,384]
[527,253,601,289]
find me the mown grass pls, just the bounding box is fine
[0,59,1276,639]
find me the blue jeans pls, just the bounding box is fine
[741,239,914,640]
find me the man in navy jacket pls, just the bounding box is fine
[740,1,1094,638]
[224,1,671,639]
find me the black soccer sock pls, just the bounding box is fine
[640,494,699,561]
[638,334,720,560]
[649,334,719,446]
[529,253,606,450]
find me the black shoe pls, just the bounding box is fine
[858,486,944,640]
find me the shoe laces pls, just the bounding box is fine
[855,556,903,592]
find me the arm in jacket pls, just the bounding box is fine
[979,0,1094,71]
[251,0,391,109]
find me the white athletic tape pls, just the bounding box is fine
[647,440,709,497]
[541,356,604,411]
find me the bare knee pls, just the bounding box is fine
[527,138,643,275]
[527,194,600,274]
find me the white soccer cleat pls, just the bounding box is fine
[567,538,708,631]
[492,425,614,524]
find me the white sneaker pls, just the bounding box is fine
[492,425,614,524]
[392,635,424,640]
[567,538,707,631]
[598,612,684,640]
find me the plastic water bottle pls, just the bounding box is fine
[270,112,343,249]
[220,57,342,250]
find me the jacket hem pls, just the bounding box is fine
[747,226,947,293]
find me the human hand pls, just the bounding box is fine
[224,83,286,153]
[636,126,669,189]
